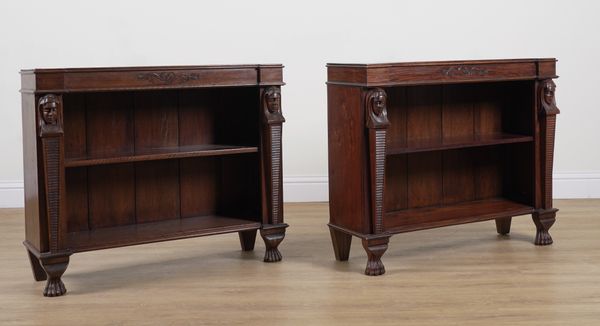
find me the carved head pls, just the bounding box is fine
[264,87,281,113]
[39,94,59,125]
[370,90,387,116]
[543,80,556,106]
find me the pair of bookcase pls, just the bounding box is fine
[21,59,559,296]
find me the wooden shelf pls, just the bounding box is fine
[65,144,258,167]
[387,133,533,155]
[67,215,261,252]
[385,198,534,234]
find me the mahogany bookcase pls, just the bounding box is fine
[327,59,560,275]
[21,65,287,296]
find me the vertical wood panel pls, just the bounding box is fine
[406,85,442,146]
[88,164,135,229]
[475,147,503,199]
[386,87,407,147]
[219,155,261,219]
[385,155,407,212]
[327,85,369,233]
[180,157,217,217]
[442,84,474,141]
[135,160,180,223]
[474,84,502,136]
[179,89,216,146]
[63,94,87,159]
[407,152,442,208]
[65,167,89,232]
[443,149,475,204]
[134,91,179,151]
[86,92,134,158]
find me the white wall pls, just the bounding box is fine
[1,0,599,206]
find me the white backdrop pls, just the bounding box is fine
[1,0,599,206]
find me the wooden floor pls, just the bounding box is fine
[1,200,599,325]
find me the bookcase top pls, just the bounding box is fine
[20,64,284,93]
[327,58,557,87]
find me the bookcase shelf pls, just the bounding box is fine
[387,133,533,155]
[65,144,259,167]
[21,64,288,297]
[327,58,560,276]
[68,215,262,252]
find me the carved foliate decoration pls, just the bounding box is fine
[137,72,200,85]
[365,88,389,129]
[540,79,560,116]
[262,86,285,124]
[38,94,62,136]
[442,66,489,77]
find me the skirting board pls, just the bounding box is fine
[1,172,599,207]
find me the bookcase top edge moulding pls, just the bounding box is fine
[21,64,287,296]
[326,58,560,276]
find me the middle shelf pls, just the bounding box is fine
[387,133,533,155]
[65,144,259,167]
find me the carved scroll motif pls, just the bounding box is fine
[442,66,489,77]
[262,87,285,225]
[365,88,388,234]
[137,72,200,85]
[38,94,64,252]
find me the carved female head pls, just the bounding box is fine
[39,94,59,125]
[264,87,281,113]
[370,90,387,116]
[543,80,556,106]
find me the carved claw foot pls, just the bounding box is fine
[535,229,553,246]
[532,209,557,246]
[260,224,287,263]
[40,254,70,297]
[43,277,67,297]
[361,236,390,276]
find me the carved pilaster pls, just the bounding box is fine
[365,88,389,235]
[261,86,285,225]
[38,94,65,253]
[538,80,560,210]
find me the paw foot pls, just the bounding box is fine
[264,248,282,262]
[535,229,553,246]
[43,278,66,297]
[365,259,385,276]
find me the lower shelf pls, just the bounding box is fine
[66,215,261,252]
[385,198,534,234]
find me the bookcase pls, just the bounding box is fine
[21,65,287,296]
[327,59,560,275]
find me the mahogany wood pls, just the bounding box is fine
[327,58,560,275]
[21,65,286,296]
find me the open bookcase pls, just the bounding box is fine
[21,65,287,296]
[327,59,560,276]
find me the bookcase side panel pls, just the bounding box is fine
[327,85,369,234]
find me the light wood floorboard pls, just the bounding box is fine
[1,199,599,325]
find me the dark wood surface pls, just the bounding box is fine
[327,58,559,275]
[67,215,262,252]
[21,65,287,296]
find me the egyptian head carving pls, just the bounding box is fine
[264,87,281,113]
[366,88,389,128]
[39,94,59,125]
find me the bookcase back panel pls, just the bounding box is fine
[63,87,259,161]
[385,81,534,149]
[385,145,533,214]
[65,154,260,233]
